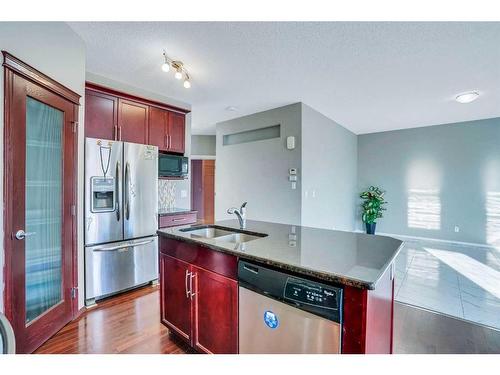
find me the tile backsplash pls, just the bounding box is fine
[158,179,176,211]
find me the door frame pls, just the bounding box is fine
[2,51,81,332]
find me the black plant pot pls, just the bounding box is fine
[365,222,376,235]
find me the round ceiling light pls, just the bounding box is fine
[175,69,183,80]
[455,91,480,104]
[161,62,170,72]
[161,52,170,72]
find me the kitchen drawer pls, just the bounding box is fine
[159,212,197,228]
[159,237,237,280]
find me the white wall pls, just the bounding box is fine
[301,104,358,231]
[0,22,86,312]
[358,117,500,245]
[215,103,302,224]
[191,135,216,157]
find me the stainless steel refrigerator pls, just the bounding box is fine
[85,137,158,305]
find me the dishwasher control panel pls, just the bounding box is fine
[238,260,343,323]
[284,278,339,310]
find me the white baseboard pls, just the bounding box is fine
[360,230,496,250]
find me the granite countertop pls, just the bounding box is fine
[158,207,197,216]
[157,219,403,290]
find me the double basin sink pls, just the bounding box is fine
[179,225,267,244]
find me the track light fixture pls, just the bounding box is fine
[160,50,191,88]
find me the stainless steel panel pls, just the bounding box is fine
[238,287,341,354]
[85,236,158,301]
[123,142,158,239]
[0,313,16,354]
[85,138,123,245]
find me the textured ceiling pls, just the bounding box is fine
[68,22,500,135]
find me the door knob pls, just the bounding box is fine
[15,230,36,240]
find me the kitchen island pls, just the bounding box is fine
[157,219,403,354]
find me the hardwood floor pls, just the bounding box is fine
[35,285,500,354]
[35,285,191,354]
[393,302,500,354]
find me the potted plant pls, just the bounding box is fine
[360,186,387,235]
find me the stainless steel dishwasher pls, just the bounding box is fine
[238,261,343,354]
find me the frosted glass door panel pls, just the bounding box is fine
[25,97,63,323]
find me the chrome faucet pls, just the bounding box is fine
[227,202,247,229]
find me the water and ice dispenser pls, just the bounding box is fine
[90,176,115,212]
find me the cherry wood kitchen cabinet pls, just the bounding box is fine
[118,99,149,144]
[148,107,185,153]
[84,83,189,151]
[192,266,238,354]
[85,90,118,140]
[167,111,186,154]
[158,211,197,228]
[159,237,238,354]
[160,254,192,341]
[149,106,169,151]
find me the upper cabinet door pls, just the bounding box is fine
[148,107,168,151]
[167,112,185,154]
[85,90,118,140]
[118,99,149,144]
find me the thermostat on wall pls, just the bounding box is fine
[286,136,295,150]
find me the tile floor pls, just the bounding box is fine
[394,238,500,330]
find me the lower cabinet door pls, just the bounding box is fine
[192,266,238,354]
[160,254,192,342]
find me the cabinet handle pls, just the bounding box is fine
[118,126,122,140]
[114,125,118,140]
[190,272,196,300]
[172,217,186,222]
[165,135,168,148]
[185,269,191,298]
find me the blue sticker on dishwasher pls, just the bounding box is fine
[263,310,279,329]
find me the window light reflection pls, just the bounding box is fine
[486,192,500,247]
[407,189,441,230]
[425,247,500,299]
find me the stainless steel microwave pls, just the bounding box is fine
[159,153,189,177]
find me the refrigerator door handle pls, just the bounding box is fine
[115,160,121,221]
[92,238,155,252]
[125,161,130,220]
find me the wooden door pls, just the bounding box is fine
[4,60,78,353]
[191,160,203,221]
[84,89,118,140]
[160,254,192,342]
[191,160,215,224]
[167,111,185,153]
[118,99,149,144]
[148,107,168,151]
[202,160,215,223]
[192,266,238,354]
